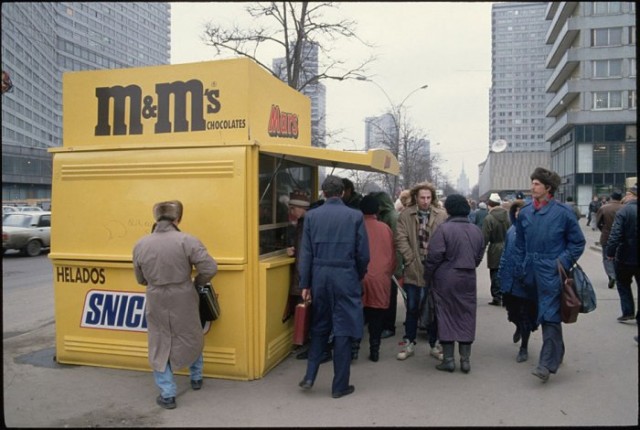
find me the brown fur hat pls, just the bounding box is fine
[530,167,561,195]
[153,200,183,222]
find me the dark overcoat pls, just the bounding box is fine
[514,199,585,324]
[499,225,535,301]
[424,217,484,342]
[298,197,369,339]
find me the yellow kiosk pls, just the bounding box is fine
[50,58,399,380]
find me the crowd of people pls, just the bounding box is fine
[288,167,638,397]
[132,168,638,408]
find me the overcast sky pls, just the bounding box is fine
[170,2,494,187]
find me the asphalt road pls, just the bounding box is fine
[2,222,638,427]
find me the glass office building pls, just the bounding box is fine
[1,3,170,201]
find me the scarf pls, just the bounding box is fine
[533,194,553,211]
[417,209,430,262]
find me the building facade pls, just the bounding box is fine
[273,41,327,148]
[1,3,170,201]
[481,2,552,200]
[364,113,398,150]
[544,1,636,211]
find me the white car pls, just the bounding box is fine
[2,212,51,256]
[17,206,44,212]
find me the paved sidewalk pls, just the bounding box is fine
[3,222,638,427]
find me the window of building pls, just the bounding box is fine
[591,27,623,46]
[593,2,622,15]
[629,90,637,109]
[259,154,313,256]
[593,91,623,109]
[593,59,623,78]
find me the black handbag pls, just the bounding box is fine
[569,262,596,313]
[197,283,220,323]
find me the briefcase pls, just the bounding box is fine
[292,302,311,345]
[197,283,220,322]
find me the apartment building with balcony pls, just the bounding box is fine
[544,1,636,208]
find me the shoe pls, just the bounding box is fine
[488,299,502,306]
[298,379,314,390]
[296,349,309,360]
[156,395,176,409]
[617,315,634,322]
[351,351,359,361]
[380,329,395,339]
[516,347,528,363]
[429,346,443,361]
[396,339,415,360]
[513,327,521,344]
[369,351,379,362]
[531,365,550,382]
[608,278,616,289]
[331,385,355,399]
[190,379,203,390]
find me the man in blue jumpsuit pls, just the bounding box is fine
[297,175,370,398]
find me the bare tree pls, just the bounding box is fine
[202,2,375,92]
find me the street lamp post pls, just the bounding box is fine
[357,77,428,195]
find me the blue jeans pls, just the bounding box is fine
[153,354,203,398]
[402,283,425,343]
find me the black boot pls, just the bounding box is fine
[436,342,455,372]
[459,343,471,373]
[351,339,360,361]
[369,337,381,362]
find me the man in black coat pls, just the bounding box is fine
[606,184,638,325]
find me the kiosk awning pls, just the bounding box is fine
[258,143,399,175]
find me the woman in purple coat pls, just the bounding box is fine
[424,194,485,373]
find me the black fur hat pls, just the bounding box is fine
[359,194,380,215]
[530,167,561,195]
[444,194,470,217]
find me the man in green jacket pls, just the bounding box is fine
[482,193,510,306]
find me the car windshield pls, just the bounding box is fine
[3,214,34,227]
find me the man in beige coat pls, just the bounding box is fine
[133,200,218,410]
[395,182,447,360]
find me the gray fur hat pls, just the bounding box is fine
[153,200,183,222]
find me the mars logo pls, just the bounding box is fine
[268,105,299,139]
[94,80,221,136]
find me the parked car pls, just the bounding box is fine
[3,206,18,215]
[17,206,44,212]
[2,211,51,256]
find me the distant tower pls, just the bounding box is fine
[457,163,470,196]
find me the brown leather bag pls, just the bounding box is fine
[558,261,581,324]
[292,301,311,345]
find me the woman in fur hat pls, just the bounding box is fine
[423,194,485,373]
[133,200,218,409]
[513,168,585,383]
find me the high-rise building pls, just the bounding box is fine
[490,2,551,153]
[364,113,397,150]
[544,1,636,208]
[1,3,170,201]
[273,41,327,148]
[480,2,552,200]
